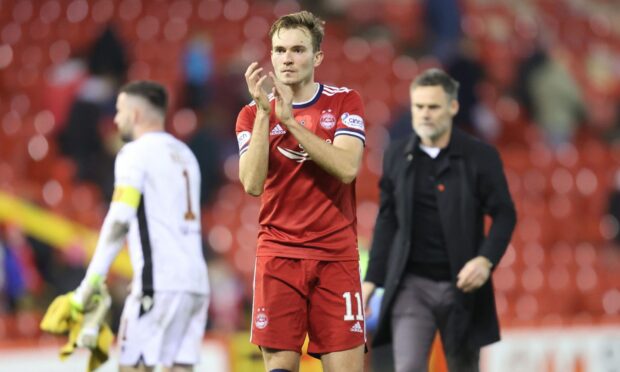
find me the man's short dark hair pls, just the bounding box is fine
[120,80,168,115]
[410,68,460,101]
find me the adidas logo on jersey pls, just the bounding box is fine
[270,124,287,136]
[350,322,363,333]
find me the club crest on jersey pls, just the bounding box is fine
[237,131,251,149]
[341,113,365,131]
[320,109,336,129]
[255,308,268,329]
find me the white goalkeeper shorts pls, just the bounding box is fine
[118,291,209,367]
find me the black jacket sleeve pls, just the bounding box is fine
[364,146,399,286]
[477,146,517,266]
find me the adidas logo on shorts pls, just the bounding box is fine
[350,321,363,333]
[270,124,287,136]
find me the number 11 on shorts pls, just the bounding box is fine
[342,291,364,321]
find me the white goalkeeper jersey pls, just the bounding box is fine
[114,132,208,296]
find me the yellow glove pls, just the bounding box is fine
[41,289,115,372]
[88,325,114,371]
[40,292,74,334]
[59,320,114,371]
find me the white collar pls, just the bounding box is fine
[419,144,441,159]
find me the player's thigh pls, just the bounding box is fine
[164,293,208,366]
[172,293,208,366]
[307,260,366,355]
[251,256,308,352]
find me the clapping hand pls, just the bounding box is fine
[269,72,294,125]
[245,62,271,113]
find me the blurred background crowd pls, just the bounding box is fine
[0,0,619,370]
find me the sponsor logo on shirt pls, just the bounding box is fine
[277,146,310,163]
[277,139,332,163]
[320,109,336,130]
[270,124,287,136]
[341,113,365,131]
[237,131,251,149]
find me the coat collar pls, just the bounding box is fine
[403,126,466,158]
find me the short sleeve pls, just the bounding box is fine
[114,143,146,191]
[334,90,366,145]
[235,105,256,156]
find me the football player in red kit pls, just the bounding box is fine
[236,10,366,372]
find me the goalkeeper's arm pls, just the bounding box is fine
[72,186,139,309]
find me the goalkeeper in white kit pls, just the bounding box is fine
[71,80,210,372]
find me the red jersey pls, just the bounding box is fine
[236,84,366,261]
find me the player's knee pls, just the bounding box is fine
[261,347,300,370]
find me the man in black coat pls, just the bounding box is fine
[362,68,516,372]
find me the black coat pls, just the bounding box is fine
[365,128,516,353]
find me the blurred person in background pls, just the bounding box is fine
[182,33,215,110]
[236,10,367,372]
[446,37,486,138]
[187,107,224,208]
[424,0,462,65]
[0,224,26,313]
[516,45,586,148]
[57,24,129,200]
[0,224,51,310]
[181,33,223,207]
[362,69,516,372]
[71,81,210,372]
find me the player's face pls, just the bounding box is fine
[114,92,135,141]
[410,85,458,144]
[271,27,322,86]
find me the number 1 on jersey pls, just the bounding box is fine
[182,169,196,221]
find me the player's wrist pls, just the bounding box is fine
[72,274,105,310]
[256,106,271,115]
[69,291,84,312]
[280,117,296,128]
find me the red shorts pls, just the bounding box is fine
[251,256,366,356]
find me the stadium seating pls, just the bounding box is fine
[1,0,619,342]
